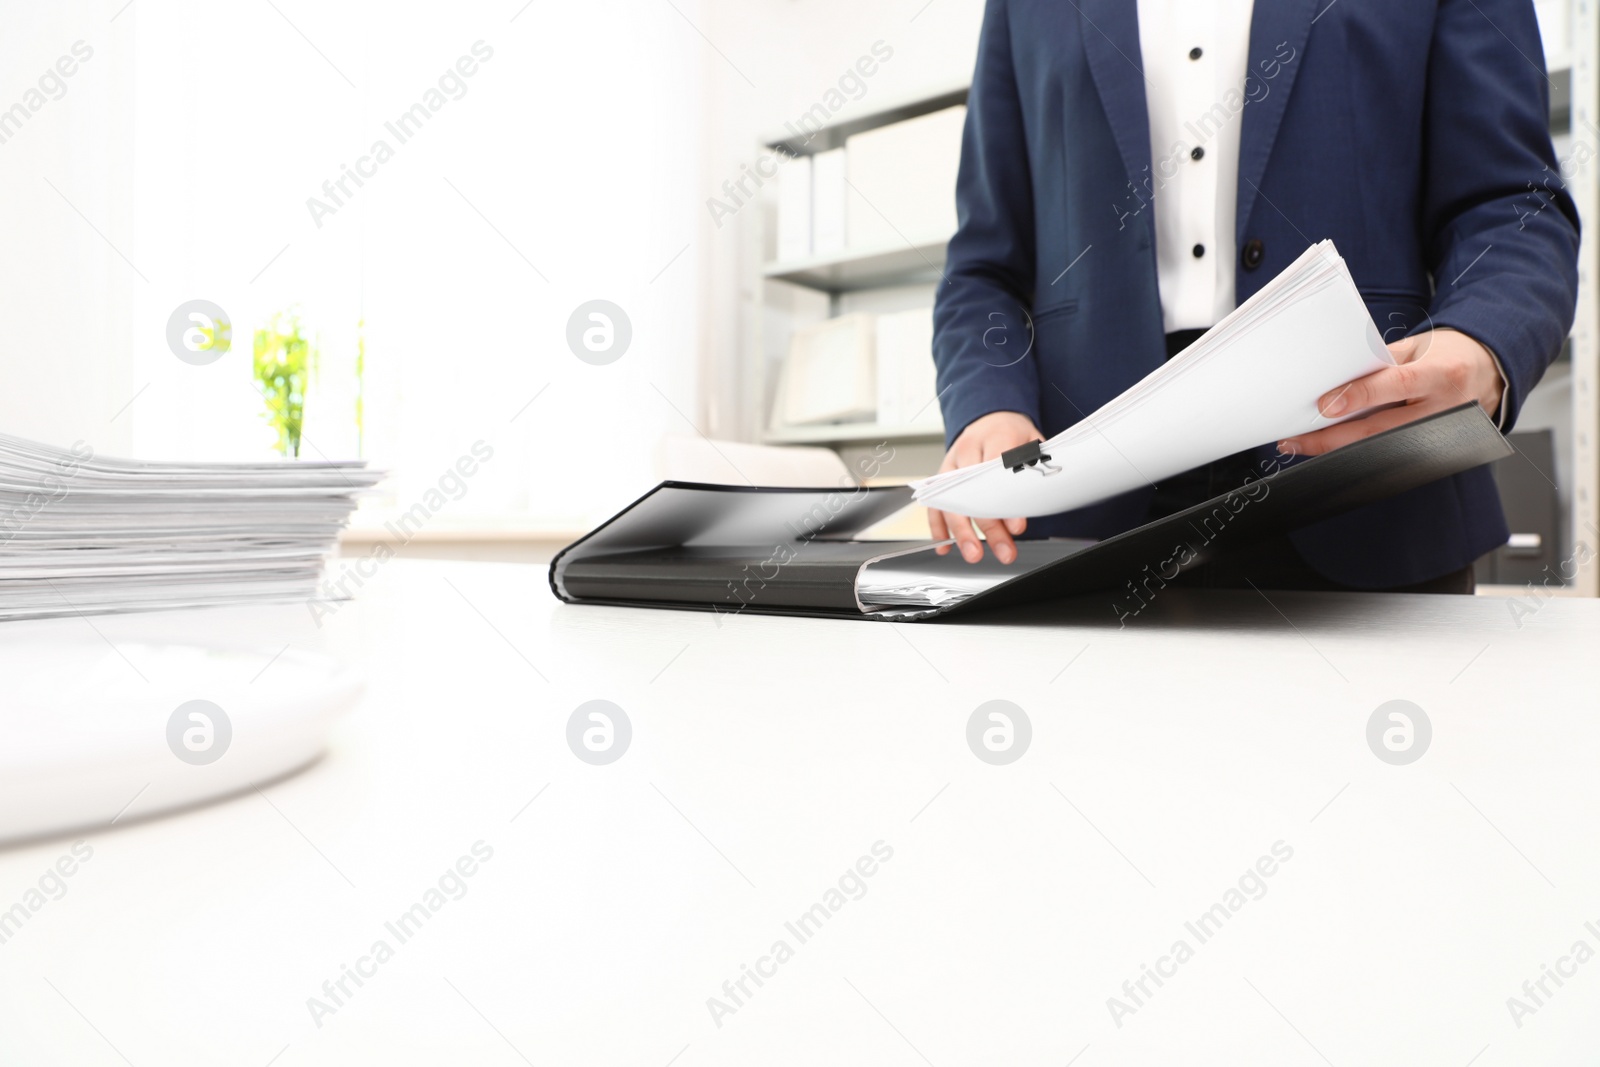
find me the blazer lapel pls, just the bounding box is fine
[1079,0,1152,206]
[1235,0,1317,239]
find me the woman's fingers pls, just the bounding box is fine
[975,516,1018,563]
[928,411,1046,563]
[928,507,953,555]
[1318,362,1425,418]
[927,508,1026,562]
[1280,397,1444,456]
[951,514,985,562]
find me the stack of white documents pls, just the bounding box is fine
[913,241,1394,518]
[0,434,381,621]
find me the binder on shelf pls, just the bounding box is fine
[775,155,812,263]
[844,105,965,250]
[551,403,1512,622]
[874,306,940,429]
[770,313,877,428]
[810,148,847,257]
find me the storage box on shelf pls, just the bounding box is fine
[756,88,968,461]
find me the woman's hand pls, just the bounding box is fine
[926,410,1044,564]
[1277,328,1505,456]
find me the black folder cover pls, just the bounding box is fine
[551,403,1512,622]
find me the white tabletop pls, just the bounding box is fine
[1,559,1596,1065]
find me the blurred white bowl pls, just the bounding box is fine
[0,637,363,843]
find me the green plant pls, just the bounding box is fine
[253,310,316,458]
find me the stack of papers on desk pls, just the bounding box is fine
[0,435,382,621]
[912,241,1395,518]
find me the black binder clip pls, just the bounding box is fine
[1001,439,1061,476]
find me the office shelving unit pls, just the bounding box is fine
[763,238,948,295]
[754,86,968,453]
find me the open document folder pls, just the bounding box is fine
[0,434,381,621]
[552,403,1511,622]
[912,240,1394,518]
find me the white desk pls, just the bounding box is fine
[1,560,1596,1065]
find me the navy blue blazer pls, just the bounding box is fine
[932,0,1580,587]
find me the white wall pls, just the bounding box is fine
[0,2,137,454]
[0,0,709,534]
[0,0,981,531]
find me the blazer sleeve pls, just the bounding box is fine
[1415,0,1581,432]
[931,0,1041,448]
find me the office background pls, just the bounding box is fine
[0,0,1592,588]
[2,5,1600,1063]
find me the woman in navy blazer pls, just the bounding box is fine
[928,0,1580,591]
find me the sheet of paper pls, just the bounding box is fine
[912,241,1395,518]
[0,434,381,621]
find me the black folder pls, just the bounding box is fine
[550,403,1511,622]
